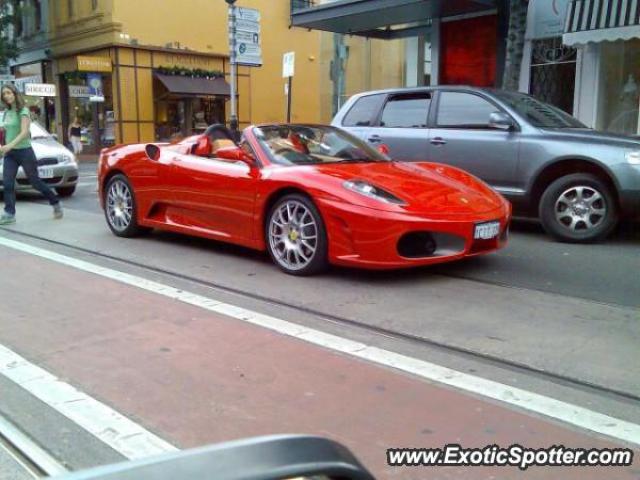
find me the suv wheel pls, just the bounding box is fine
[539,173,618,243]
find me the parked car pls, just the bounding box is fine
[0,120,79,197]
[98,124,510,276]
[332,86,640,242]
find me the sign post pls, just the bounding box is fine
[226,0,239,136]
[282,52,295,123]
[226,1,262,138]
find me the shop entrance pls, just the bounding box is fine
[63,73,114,155]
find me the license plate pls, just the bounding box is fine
[474,221,500,240]
[39,167,54,179]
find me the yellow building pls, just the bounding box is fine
[11,0,406,152]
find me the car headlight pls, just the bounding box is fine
[343,180,405,205]
[626,150,640,165]
[59,154,75,164]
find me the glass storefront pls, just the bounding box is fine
[66,73,114,151]
[597,39,640,136]
[155,97,225,141]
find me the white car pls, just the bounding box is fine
[0,121,79,197]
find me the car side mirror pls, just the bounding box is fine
[377,144,390,156]
[216,146,255,167]
[489,112,514,131]
[145,144,161,161]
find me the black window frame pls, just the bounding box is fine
[432,90,519,131]
[376,92,432,129]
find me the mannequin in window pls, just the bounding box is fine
[607,74,639,136]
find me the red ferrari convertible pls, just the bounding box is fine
[98,124,510,275]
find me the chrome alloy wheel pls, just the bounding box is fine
[106,179,133,232]
[554,185,606,233]
[268,200,319,272]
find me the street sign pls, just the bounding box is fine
[282,51,295,78]
[237,6,260,22]
[25,83,57,97]
[235,7,262,66]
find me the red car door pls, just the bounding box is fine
[168,152,258,243]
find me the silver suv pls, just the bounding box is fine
[332,86,640,243]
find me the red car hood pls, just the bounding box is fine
[308,161,505,215]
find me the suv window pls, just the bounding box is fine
[380,94,430,128]
[436,92,498,128]
[342,94,385,127]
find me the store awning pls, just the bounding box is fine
[563,0,640,46]
[155,74,231,97]
[290,0,497,39]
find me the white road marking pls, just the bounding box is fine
[0,235,639,448]
[0,345,177,459]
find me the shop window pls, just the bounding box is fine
[34,0,42,31]
[529,37,577,115]
[380,94,430,128]
[436,92,497,128]
[66,73,114,150]
[155,97,225,141]
[597,39,640,136]
[341,94,385,127]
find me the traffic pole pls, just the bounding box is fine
[226,0,239,138]
[287,77,292,123]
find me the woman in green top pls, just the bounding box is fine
[0,83,62,224]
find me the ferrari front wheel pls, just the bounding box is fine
[266,194,328,276]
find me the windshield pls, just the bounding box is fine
[492,91,586,128]
[254,125,389,166]
[30,121,53,139]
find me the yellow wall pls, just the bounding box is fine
[111,0,324,126]
[48,0,118,57]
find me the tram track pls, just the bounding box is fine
[2,226,638,409]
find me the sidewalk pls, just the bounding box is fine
[77,153,99,163]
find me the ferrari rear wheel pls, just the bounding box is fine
[266,194,328,276]
[104,174,149,237]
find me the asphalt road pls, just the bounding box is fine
[2,166,639,478]
[23,162,640,308]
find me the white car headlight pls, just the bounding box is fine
[625,150,640,165]
[343,180,405,205]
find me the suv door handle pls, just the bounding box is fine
[430,137,447,146]
[368,135,382,143]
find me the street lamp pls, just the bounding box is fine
[226,0,238,137]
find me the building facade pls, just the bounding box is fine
[10,0,330,152]
[564,0,640,136]
[292,0,509,115]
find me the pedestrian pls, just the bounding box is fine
[0,83,63,225]
[68,116,83,155]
